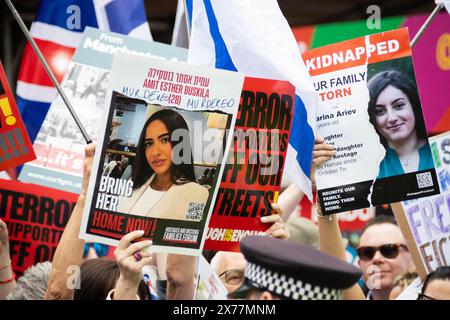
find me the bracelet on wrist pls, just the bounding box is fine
[315,205,333,221]
[0,271,16,284]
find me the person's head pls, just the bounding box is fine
[74,258,151,300]
[388,270,419,300]
[211,251,247,294]
[418,266,450,300]
[358,215,413,297]
[7,261,52,300]
[132,109,196,189]
[229,236,361,300]
[367,70,426,148]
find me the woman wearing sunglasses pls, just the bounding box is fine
[417,266,450,300]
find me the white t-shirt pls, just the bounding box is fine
[129,185,166,214]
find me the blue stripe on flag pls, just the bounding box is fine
[105,0,148,34]
[17,96,51,144]
[293,95,314,176]
[203,0,237,71]
[186,0,193,28]
[36,0,98,31]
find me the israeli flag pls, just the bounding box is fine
[93,0,152,40]
[187,0,317,200]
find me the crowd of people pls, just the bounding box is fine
[1,136,449,301]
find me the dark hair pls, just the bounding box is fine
[421,266,450,296]
[362,215,398,234]
[367,70,427,148]
[132,109,196,189]
[74,258,151,300]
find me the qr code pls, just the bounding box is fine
[416,172,433,188]
[185,202,205,220]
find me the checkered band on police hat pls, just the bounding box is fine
[245,262,343,300]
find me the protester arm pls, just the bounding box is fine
[166,254,197,300]
[317,211,365,300]
[45,144,95,300]
[313,137,365,300]
[273,183,304,222]
[0,219,15,299]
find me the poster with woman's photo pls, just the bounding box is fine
[80,54,245,255]
[302,28,440,215]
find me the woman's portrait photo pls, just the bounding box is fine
[117,108,209,221]
[101,94,228,222]
[367,68,434,180]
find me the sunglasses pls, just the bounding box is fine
[218,268,245,286]
[357,243,408,261]
[83,243,109,258]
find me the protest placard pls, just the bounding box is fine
[80,54,244,255]
[0,63,35,170]
[392,131,450,279]
[204,77,294,252]
[195,255,228,300]
[303,28,440,215]
[0,179,78,275]
[19,27,187,193]
[293,12,450,135]
[298,197,375,233]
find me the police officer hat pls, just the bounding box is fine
[229,236,362,300]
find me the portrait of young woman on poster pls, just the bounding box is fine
[367,70,434,179]
[117,109,209,221]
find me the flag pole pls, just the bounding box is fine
[411,3,443,48]
[183,0,191,45]
[3,0,93,144]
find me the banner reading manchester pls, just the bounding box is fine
[0,179,78,275]
[80,54,244,256]
[204,77,294,252]
[303,28,440,214]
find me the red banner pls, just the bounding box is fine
[0,63,36,170]
[0,179,78,274]
[204,77,295,251]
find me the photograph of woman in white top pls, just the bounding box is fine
[117,109,209,221]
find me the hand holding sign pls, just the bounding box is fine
[313,137,337,167]
[261,213,290,240]
[312,137,336,192]
[112,230,153,300]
